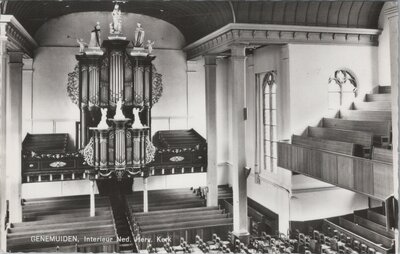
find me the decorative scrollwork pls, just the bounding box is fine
[151,66,163,106]
[170,156,184,162]
[67,64,80,106]
[83,137,94,166]
[49,161,67,168]
[67,64,163,108]
[145,137,156,164]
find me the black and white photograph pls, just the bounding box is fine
[0,0,398,253]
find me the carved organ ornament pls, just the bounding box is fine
[73,5,159,180]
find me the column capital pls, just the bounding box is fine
[204,55,217,66]
[230,43,248,58]
[8,52,24,63]
[23,58,33,71]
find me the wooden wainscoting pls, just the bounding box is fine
[277,142,393,201]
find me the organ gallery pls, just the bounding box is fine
[0,1,398,253]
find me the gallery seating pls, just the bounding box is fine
[7,195,119,253]
[278,86,393,200]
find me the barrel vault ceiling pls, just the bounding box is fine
[1,1,386,45]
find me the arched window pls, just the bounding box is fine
[328,70,357,110]
[256,71,277,174]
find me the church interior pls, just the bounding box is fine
[0,0,399,253]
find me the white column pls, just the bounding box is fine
[204,55,218,207]
[143,177,149,212]
[6,52,24,223]
[0,30,8,253]
[90,180,95,217]
[230,44,249,242]
[22,59,33,137]
[385,4,399,253]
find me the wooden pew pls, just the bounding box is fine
[338,217,394,248]
[307,127,373,148]
[133,206,219,217]
[322,118,391,137]
[8,195,119,253]
[11,214,113,228]
[323,219,392,254]
[372,147,393,163]
[365,93,391,102]
[139,214,229,227]
[23,200,111,215]
[292,134,361,156]
[353,101,391,111]
[135,210,224,224]
[131,201,205,212]
[367,209,387,227]
[140,218,233,232]
[340,110,392,122]
[139,223,232,249]
[353,215,395,239]
[23,207,112,221]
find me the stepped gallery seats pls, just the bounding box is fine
[290,85,392,159]
[7,195,119,253]
[278,86,393,200]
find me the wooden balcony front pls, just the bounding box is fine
[277,141,393,201]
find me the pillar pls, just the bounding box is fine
[22,59,33,136]
[385,3,399,253]
[0,30,8,252]
[6,51,24,223]
[230,44,249,242]
[143,177,149,212]
[204,55,218,207]
[90,180,95,217]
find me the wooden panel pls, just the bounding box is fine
[365,93,391,102]
[321,152,338,184]
[308,127,373,148]
[337,156,354,188]
[373,162,393,200]
[353,101,391,111]
[340,110,392,121]
[277,142,393,200]
[372,147,393,163]
[353,159,374,195]
[292,135,356,155]
[322,118,391,137]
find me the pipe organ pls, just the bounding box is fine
[77,39,156,179]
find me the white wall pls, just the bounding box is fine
[288,43,379,135]
[378,3,393,87]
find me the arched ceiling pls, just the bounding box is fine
[2,1,385,45]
